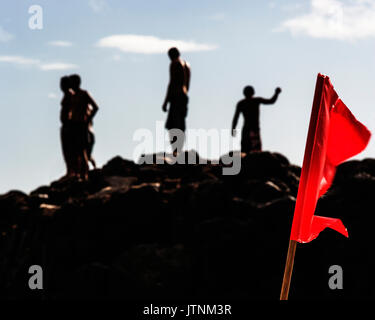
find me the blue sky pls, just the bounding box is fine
[1,0,375,193]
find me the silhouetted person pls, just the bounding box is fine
[232,86,281,153]
[162,47,191,156]
[69,74,99,181]
[60,76,75,177]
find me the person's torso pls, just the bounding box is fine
[170,59,189,97]
[70,90,90,123]
[239,98,260,130]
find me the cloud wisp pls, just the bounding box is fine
[40,62,78,71]
[0,55,78,71]
[0,26,14,42]
[97,34,218,54]
[48,41,73,47]
[277,0,375,41]
[0,55,40,65]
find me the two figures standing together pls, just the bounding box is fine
[60,74,99,181]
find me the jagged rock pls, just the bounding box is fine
[102,156,138,177]
[1,151,375,300]
[0,191,30,228]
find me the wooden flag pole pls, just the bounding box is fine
[280,240,297,300]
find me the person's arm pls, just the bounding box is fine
[185,62,191,92]
[162,63,175,112]
[86,92,99,121]
[258,87,282,105]
[231,103,241,137]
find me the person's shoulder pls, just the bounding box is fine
[184,60,191,68]
[170,60,180,71]
[174,59,186,68]
[237,99,246,108]
[171,60,180,66]
[77,89,90,98]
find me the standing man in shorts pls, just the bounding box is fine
[162,47,191,156]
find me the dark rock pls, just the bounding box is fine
[0,191,30,228]
[2,150,375,300]
[102,156,138,177]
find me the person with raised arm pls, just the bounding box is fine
[232,86,281,153]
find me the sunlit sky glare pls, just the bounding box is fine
[1,0,375,193]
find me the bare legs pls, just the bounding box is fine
[169,129,185,157]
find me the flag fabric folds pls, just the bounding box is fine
[290,74,371,243]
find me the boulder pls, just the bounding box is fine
[2,151,375,300]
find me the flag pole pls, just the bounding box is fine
[280,240,297,300]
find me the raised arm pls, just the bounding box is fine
[258,87,282,105]
[231,103,241,136]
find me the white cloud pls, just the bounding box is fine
[0,26,13,42]
[0,55,78,71]
[97,34,218,54]
[277,0,375,41]
[48,41,73,47]
[0,55,40,65]
[89,0,108,13]
[40,63,78,71]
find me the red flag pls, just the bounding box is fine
[290,74,371,243]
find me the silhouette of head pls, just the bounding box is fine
[60,76,71,93]
[168,47,180,61]
[69,74,81,91]
[243,86,255,98]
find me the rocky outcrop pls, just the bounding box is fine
[0,151,374,300]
